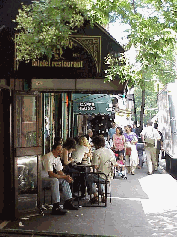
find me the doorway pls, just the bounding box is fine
[14,93,42,217]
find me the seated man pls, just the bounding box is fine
[87,135,117,203]
[41,140,79,215]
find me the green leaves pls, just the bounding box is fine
[14,0,177,90]
[104,0,177,90]
[15,0,92,60]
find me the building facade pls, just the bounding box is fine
[0,4,127,218]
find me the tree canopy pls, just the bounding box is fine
[104,0,177,89]
[15,0,177,88]
[14,0,111,60]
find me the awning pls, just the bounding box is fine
[72,94,113,115]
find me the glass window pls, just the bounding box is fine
[17,156,37,194]
[16,96,37,147]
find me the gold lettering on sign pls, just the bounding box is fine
[32,58,83,68]
[46,61,83,68]
[52,61,62,67]
[40,60,49,67]
[32,60,49,67]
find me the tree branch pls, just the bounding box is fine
[132,0,137,14]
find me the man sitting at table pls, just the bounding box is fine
[41,140,79,215]
[86,135,117,204]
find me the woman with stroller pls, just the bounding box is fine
[113,127,125,161]
[124,125,138,175]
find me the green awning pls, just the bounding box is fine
[72,94,113,115]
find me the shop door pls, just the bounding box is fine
[14,93,42,217]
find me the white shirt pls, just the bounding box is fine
[72,144,89,163]
[41,151,63,178]
[92,147,116,180]
[141,126,161,140]
[141,126,161,146]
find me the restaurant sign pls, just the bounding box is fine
[15,35,101,79]
[79,102,96,111]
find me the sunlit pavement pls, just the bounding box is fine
[2,159,177,236]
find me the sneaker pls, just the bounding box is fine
[147,172,152,175]
[52,206,67,215]
[63,199,79,210]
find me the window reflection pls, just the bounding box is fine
[16,96,37,147]
[17,156,37,194]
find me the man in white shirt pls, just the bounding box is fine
[141,122,161,175]
[41,141,78,215]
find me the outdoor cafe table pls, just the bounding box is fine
[72,164,108,207]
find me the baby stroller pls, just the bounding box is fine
[114,163,127,179]
[113,151,127,180]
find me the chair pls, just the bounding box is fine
[84,159,114,207]
[86,172,111,207]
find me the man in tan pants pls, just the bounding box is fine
[141,122,161,175]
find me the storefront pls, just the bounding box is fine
[0,21,127,220]
[72,93,115,137]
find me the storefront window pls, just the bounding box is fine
[16,96,37,147]
[43,93,56,154]
[17,156,37,194]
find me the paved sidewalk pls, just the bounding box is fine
[2,160,177,237]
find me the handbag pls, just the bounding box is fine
[126,147,131,156]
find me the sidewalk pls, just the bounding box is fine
[1,160,177,237]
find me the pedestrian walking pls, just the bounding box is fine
[108,122,116,148]
[154,122,163,167]
[141,122,161,175]
[124,125,139,175]
[112,126,125,161]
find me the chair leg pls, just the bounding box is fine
[105,182,107,207]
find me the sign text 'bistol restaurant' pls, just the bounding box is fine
[32,39,84,68]
[15,35,101,79]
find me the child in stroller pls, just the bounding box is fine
[114,153,127,179]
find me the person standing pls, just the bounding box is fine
[141,122,161,175]
[85,129,93,146]
[113,127,125,161]
[41,140,78,215]
[124,125,138,175]
[154,123,163,167]
[132,123,137,133]
[108,122,116,147]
